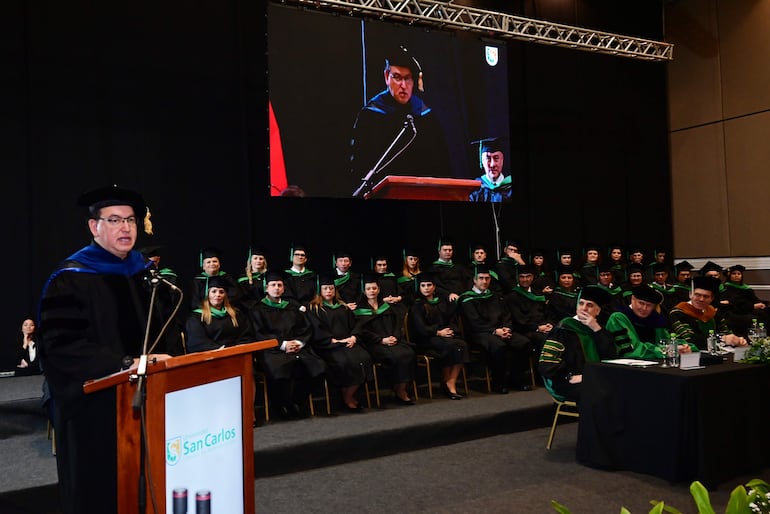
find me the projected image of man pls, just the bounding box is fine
[469,137,512,202]
[349,45,450,196]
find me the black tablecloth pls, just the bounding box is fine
[576,359,770,488]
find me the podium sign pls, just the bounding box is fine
[165,376,243,513]
[84,340,278,514]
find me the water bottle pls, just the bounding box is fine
[749,318,760,342]
[706,330,718,355]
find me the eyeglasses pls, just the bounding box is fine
[293,252,306,257]
[388,72,413,84]
[98,216,137,226]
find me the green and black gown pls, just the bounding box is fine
[409,296,469,367]
[308,301,373,387]
[353,301,415,384]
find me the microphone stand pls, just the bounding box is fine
[132,273,160,514]
[352,116,417,198]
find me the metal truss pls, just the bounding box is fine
[276,0,673,61]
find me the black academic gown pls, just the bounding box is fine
[308,302,373,387]
[353,302,415,384]
[39,244,154,514]
[185,308,254,353]
[251,298,326,380]
[409,297,469,367]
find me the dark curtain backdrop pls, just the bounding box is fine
[1,0,671,359]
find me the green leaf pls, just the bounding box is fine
[646,502,665,514]
[550,500,571,514]
[649,499,683,514]
[724,485,748,514]
[689,481,716,514]
[620,508,631,514]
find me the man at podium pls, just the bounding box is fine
[39,185,170,514]
[349,44,450,196]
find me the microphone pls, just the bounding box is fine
[145,268,180,292]
[406,114,417,134]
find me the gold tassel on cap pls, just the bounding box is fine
[143,207,153,235]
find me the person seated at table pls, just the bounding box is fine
[409,272,469,399]
[539,286,617,402]
[251,270,327,419]
[353,273,416,405]
[668,276,747,351]
[605,285,694,360]
[720,264,770,338]
[307,273,373,413]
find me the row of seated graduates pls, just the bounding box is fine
[141,241,692,360]
[142,243,769,409]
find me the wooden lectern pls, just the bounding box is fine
[364,176,481,201]
[84,339,278,514]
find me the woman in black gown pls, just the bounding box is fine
[409,273,469,399]
[308,274,373,412]
[353,273,416,404]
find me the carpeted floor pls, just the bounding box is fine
[1,374,768,513]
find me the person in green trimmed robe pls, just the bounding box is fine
[605,285,693,360]
[468,137,512,202]
[669,276,748,351]
[539,286,617,402]
[720,264,770,337]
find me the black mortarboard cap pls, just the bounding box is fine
[199,247,221,267]
[361,271,381,286]
[77,185,152,235]
[675,260,694,272]
[77,185,146,219]
[472,264,491,276]
[727,264,746,273]
[556,264,574,276]
[385,45,424,92]
[651,262,669,274]
[579,286,611,306]
[140,245,163,258]
[415,271,435,284]
[317,272,336,287]
[403,247,419,258]
[205,275,230,292]
[692,276,721,295]
[631,285,663,304]
[264,270,285,283]
[517,263,535,275]
[699,260,723,275]
[626,263,645,275]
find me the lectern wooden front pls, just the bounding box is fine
[84,340,278,514]
[364,176,481,201]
